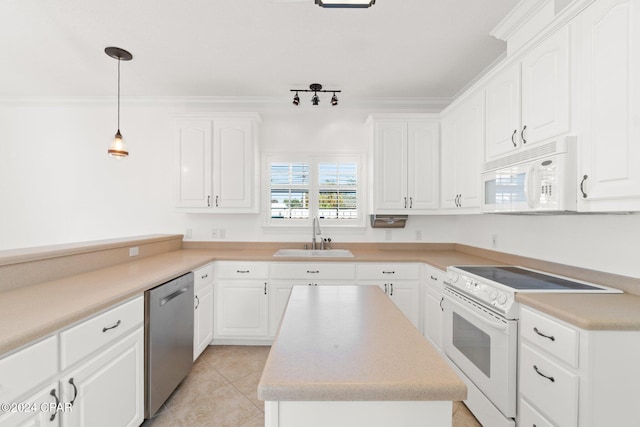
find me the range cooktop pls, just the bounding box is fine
[445,265,622,319]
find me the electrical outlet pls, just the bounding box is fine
[219,229,226,239]
[129,247,139,257]
[415,230,423,241]
[211,229,218,239]
[185,228,192,239]
[492,234,498,248]
[385,230,392,241]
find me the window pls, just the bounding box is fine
[266,155,363,227]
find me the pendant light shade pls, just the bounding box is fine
[105,47,133,159]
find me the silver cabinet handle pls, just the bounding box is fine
[390,283,394,296]
[215,195,219,207]
[439,297,444,312]
[237,270,250,274]
[102,320,121,333]
[382,271,395,274]
[511,129,517,147]
[430,275,438,281]
[207,195,211,207]
[384,283,388,294]
[409,197,413,208]
[201,273,209,280]
[521,125,527,144]
[264,282,267,295]
[306,270,319,274]
[195,295,200,309]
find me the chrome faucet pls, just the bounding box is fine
[312,217,322,249]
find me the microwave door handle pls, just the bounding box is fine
[525,165,536,209]
[442,294,510,333]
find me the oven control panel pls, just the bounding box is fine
[446,271,513,316]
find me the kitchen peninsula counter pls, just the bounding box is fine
[257,285,465,427]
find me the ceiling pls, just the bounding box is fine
[0,0,518,100]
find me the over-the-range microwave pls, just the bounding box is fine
[481,138,577,213]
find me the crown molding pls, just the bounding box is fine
[0,95,452,112]
[490,0,553,42]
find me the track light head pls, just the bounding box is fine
[293,92,300,106]
[311,93,320,106]
[331,92,338,106]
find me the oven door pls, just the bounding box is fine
[442,286,517,418]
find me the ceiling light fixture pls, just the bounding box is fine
[315,0,375,8]
[290,83,341,106]
[105,46,133,159]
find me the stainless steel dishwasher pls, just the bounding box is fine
[144,272,194,418]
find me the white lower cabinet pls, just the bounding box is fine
[0,297,144,427]
[60,329,144,427]
[518,306,640,427]
[214,262,270,340]
[194,263,214,360]
[422,265,445,351]
[356,264,420,331]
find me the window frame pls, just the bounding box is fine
[263,153,366,229]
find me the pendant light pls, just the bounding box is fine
[105,47,133,158]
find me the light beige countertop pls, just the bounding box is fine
[3,239,640,358]
[516,292,640,330]
[257,285,467,402]
[0,250,215,355]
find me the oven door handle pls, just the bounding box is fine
[442,294,510,332]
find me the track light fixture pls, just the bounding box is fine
[105,46,133,158]
[290,83,341,106]
[316,0,375,8]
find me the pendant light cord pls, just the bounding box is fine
[117,57,121,131]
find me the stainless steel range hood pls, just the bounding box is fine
[370,214,408,228]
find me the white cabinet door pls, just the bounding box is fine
[268,282,296,337]
[373,120,408,211]
[61,329,144,427]
[371,117,440,213]
[485,26,571,163]
[175,120,212,208]
[486,63,522,161]
[441,91,484,211]
[194,282,213,360]
[521,25,571,145]
[388,281,420,330]
[212,119,257,210]
[577,0,640,211]
[215,280,269,338]
[0,383,60,427]
[407,121,439,210]
[423,266,445,351]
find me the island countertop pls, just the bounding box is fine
[257,285,467,402]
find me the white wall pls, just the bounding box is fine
[1,99,638,279]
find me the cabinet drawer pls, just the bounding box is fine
[0,335,58,403]
[520,343,578,427]
[60,296,143,370]
[356,263,419,280]
[519,398,554,427]
[215,261,269,279]
[194,263,214,292]
[270,263,355,280]
[521,306,578,367]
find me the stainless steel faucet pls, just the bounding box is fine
[312,217,322,249]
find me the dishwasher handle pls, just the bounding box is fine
[160,287,190,306]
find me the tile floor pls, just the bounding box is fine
[141,345,482,427]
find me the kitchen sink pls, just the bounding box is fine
[273,249,354,258]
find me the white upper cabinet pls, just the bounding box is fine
[440,90,484,211]
[576,0,640,211]
[485,25,571,162]
[370,116,440,214]
[176,114,260,213]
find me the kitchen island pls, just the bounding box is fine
[257,285,466,427]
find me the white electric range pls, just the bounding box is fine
[441,265,621,427]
